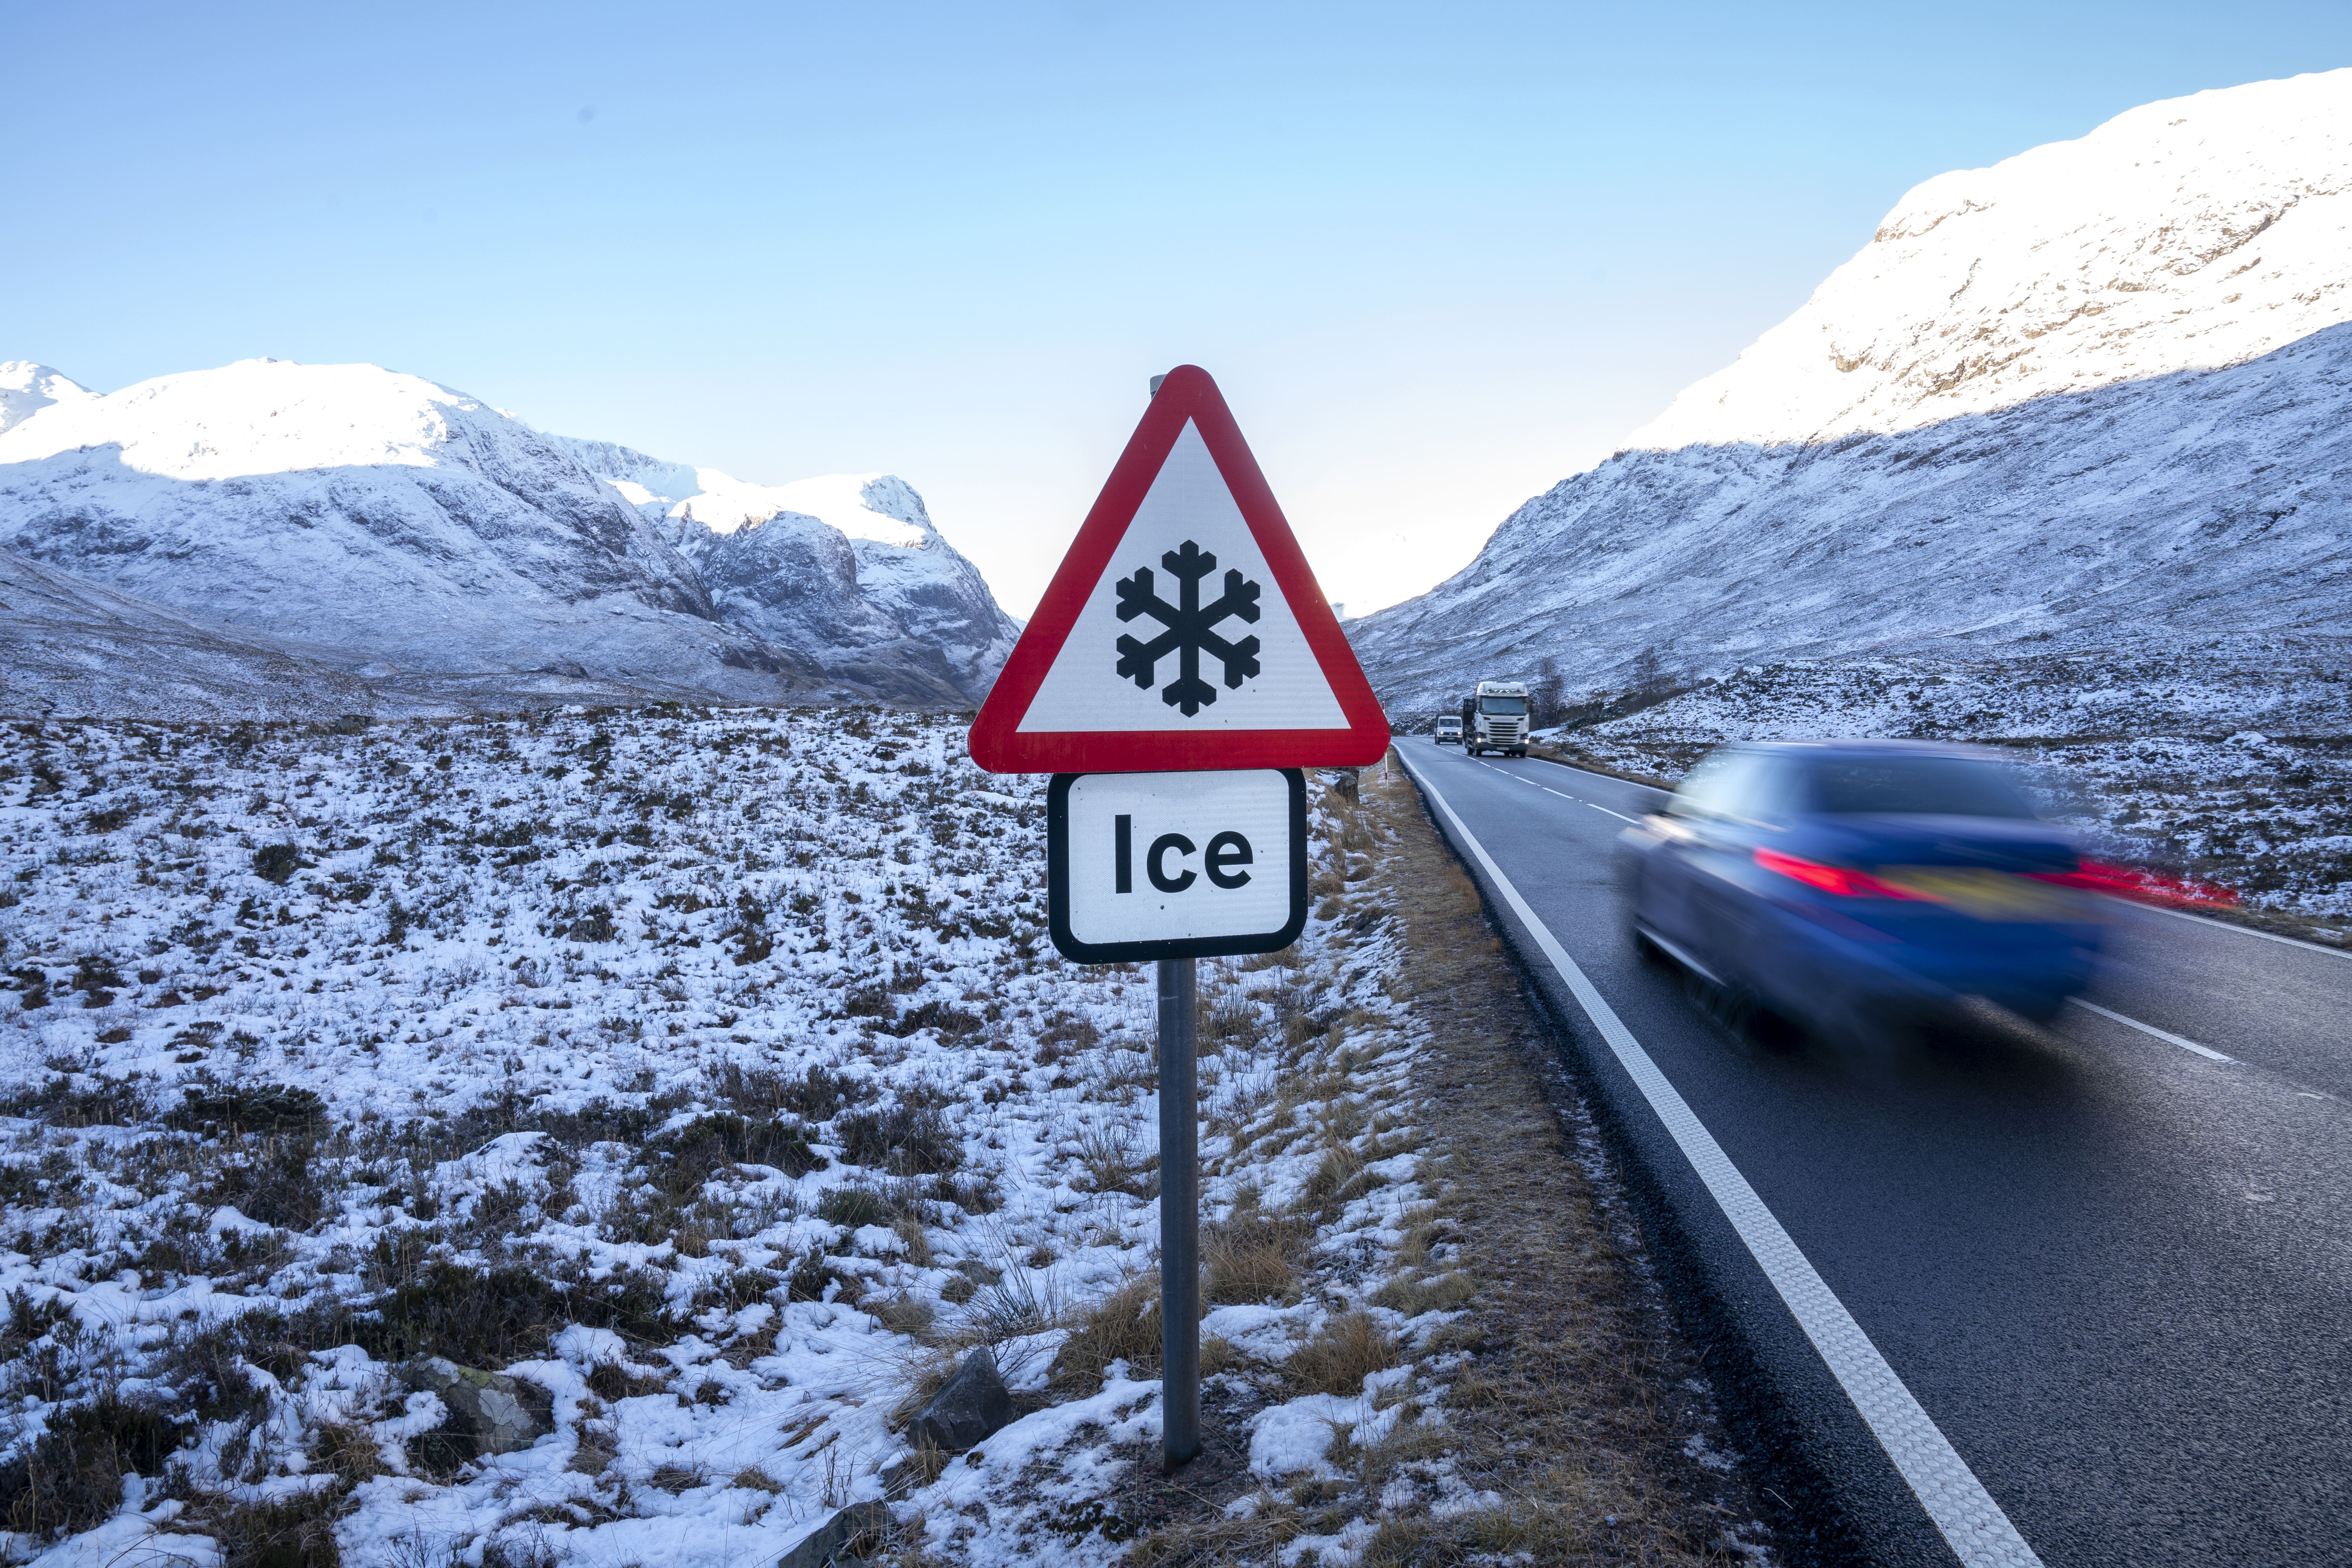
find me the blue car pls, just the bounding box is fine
[1617,740,2104,1032]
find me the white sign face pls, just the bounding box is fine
[1049,768,1307,961]
[1016,423,1349,735]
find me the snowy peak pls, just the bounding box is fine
[0,361,98,437]
[1637,68,2352,450]
[557,435,1016,696]
[0,358,1019,710]
[0,357,466,475]
[753,474,939,550]
[544,436,707,521]
[0,358,728,679]
[556,436,942,550]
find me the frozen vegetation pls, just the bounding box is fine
[0,711,1744,1565]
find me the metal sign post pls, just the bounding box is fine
[1156,956,1200,1467]
[967,367,1390,1473]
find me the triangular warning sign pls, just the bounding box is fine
[970,365,1391,774]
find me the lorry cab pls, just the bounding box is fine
[1470,681,1530,757]
[1435,715,1463,744]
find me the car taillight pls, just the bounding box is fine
[2027,859,2239,909]
[1754,847,1926,900]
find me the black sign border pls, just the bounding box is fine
[1047,769,1309,964]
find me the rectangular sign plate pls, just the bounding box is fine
[1047,768,1308,963]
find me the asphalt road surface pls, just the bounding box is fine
[1392,737,2352,1568]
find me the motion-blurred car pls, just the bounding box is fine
[1435,716,1463,745]
[1617,740,2104,1031]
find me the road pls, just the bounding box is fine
[1391,738,2352,1568]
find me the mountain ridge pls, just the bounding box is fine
[0,358,1017,715]
[1353,69,2352,711]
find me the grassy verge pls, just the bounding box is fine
[1062,759,1764,1566]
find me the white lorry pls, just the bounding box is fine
[1467,680,1530,757]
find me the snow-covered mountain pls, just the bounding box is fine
[0,359,1016,714]
[1353,69,2352,717]
[0,361,98,436]
[555,441,1018,698]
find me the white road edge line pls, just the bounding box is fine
[1399,748,2045,1568]
[2134,900,2352,961]
[2065,998,2235,1063]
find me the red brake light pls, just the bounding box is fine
[1754,847,1925,899]
[2028,859,2239,909]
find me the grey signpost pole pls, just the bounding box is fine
[1147,363,1202,1472]
[1157,955,1200,1470]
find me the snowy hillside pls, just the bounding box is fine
[1352,73,2352,910]
[0,361,1015,716]
[555,441,1018,699]
[0,362,97,437]
[1355,69,2352,712]
[1637,69,2351,450]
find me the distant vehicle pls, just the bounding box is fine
[1468,681,1528,757]
[1616,740,2104,1034]
[1435,715,1462,744]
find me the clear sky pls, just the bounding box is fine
[10,2,2350,617]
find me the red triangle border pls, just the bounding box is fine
[968,365,1392,774]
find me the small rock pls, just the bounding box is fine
[909,1348,1011,1452]
[398,1356,554,1458]
[776,1499,890,1568]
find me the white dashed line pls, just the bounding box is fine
[1469,756,1643,823]
[1399,749,2045,1568]
[2067,998,2236,1063]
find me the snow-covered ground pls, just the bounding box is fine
[0,711,1602,1565]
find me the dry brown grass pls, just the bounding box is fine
[893,1214,935,1267]
[1350,755,1761,1560]
[1128,1495,1307,1568]
[180,1486,350,1568]
[313,1420,385,1485]
[1202,991,1259,1054]
[1203,1210,1309,1306]
[1077,760,1760,1565]
[1296,1140,1365,1219]
[1047,1271,1161,1388]
[1368,1268,1478,1318]
[1285,1311,1399,1396]
[868,1293,938,1342]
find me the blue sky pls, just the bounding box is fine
[10,2,2350,615]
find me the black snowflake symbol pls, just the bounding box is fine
[1113,539,1263,716]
